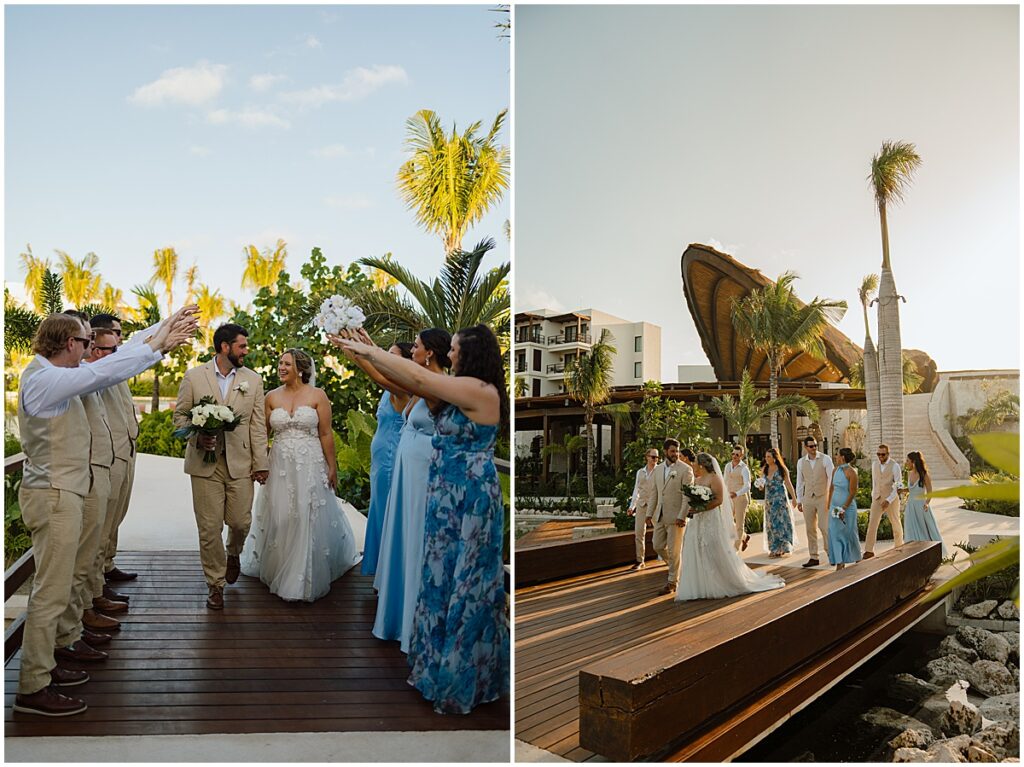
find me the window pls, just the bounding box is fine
[634,361,642,379]
[533,349,542,371]
[634,335,643,352]
[532,378,541,397]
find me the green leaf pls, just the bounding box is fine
[923,537,1020,605]
[930,482,1020,501]
[971,433,1020,477]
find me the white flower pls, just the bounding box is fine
[192,413,208,427]
[313,294,365,334]
[234,381,250,394]
[754,476,767,490]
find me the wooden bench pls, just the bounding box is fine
[577,541,942,761]
[515,529,657,588]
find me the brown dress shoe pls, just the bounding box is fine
[103,584,129,602]
[81,628,112,646]
[13,686,88,716]
[50,667,90,687]
[92,596,128,614]
[802,559,820,568]
[630,561,646,571]
[863,551,875,559]
[54,640,108,663]
[105,566,138,582]
[206,585,224,610]
[658,584,676,596]
[225,555,241,585]
[82,609,120,632]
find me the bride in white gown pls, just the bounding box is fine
[241,349,363,602]
[675,452,785,601]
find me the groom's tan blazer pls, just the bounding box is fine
[173,360,269,479]
[653,460,694,524]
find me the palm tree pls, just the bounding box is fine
[242,240,288,295]
[731,271,847,449]
[56,250,102,308]
[541,433,587,498]
[870,140,922,462]
[849,352,924,395]
[184,263,199,304]
[565,329,616,504]
[514,376,529,398]
[132,284,163,412]
[5,271,63,357]
[711,369,820,458]
[396,109,509,256]
[858,273,883,448]
[357,238,509,342]
[101,283,124,313]
[151,247,179,318]
[19,245,51,314]
[194,284,227,348]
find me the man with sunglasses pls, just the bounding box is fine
[627,447,661,569]
[864,443,905,559]
[796,435,833,567]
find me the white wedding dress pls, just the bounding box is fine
[675,457,785,601]
[240,405,363,602]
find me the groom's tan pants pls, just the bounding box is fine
[191,453,254,588]
[652,517,684,586]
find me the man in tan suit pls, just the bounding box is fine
[651,439,694,595]
[627,447,660,569]
[174,323,269,610]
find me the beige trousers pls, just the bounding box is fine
[191,454,255,588]
[633,507,651,563]
[652,517,684,586]
[801,495,830,561]
[732,494,750,550]
[103,452,135,574]
[91,458,129,600]
[17,487,85,694]
[55,466,111,648]
[865,496,905,554]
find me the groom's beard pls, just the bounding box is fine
[226,352,244,368]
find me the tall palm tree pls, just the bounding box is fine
[184,263,199,304]
[514,376,529,398]
[541,433,587,498]
[56,250,102,308]
[101,283,124,313]
[564,329,616,504]
[132,284,163,412]
[858,273,883,448]
[849,352,923,395]
[242,240,288,295]
[194,284,226,348]
[731,271,847,449]
[870,140,921,461]
[151,247,179,318]
[19,245,51,314]
[396,109,509,256]
[357,238,509,342]
[711,369,820,458]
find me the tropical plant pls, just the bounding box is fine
[541,433,586,498]
[731,271,847,448]
[19,245,50,314]
[132,284,163,412]
[396,109,509,255]
[514,376,529,398]
[564,329,616,503]
[335,410,378,508]
[56,250,102,308]
[4,271,65,356]
[184,263,199,304]
[242,240,288,295]
[959,390,1020,435]
[151,247,179,318]
[194,284,227,348]
[849,351,924,394]
[858,273,882,446]
[101,283,124,311]
[870,140,922,463]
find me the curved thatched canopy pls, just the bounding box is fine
[681,243,863,384]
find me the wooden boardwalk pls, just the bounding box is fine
[514,559,826,761]
[516,520,616,548]
[5,550,509,737]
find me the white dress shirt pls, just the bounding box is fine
[723,460,751,496]
[20,343,164,418]
[796,452,835,501]
[122,319,163,348]
[629,464,657,509]
[214,364,237,400]
[872,458,903,504]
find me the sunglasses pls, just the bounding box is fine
[877,452,888,457]
[72,336,92,349]
[806,444,818,448]
[94,344,118,353]
[111,328,123,336]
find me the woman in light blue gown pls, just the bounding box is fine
[370,329,451,652]
[903,451,946,557]
[826,448,861,569]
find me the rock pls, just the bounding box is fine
[889,673,943,703]
[893,747,932,762]
[1002,632,1019,664]
[891,728,936,751]
[928,735,972,762]
[927,655,977,687]
[917,691,953,730]
[979,694,1020,723]
[969,745,1001,763]
[943,635,983,663]
[941,700,984,737]
[997,601,1019,621]
[964,601,1000,619]
[972,721,1020,759]
[862,707,933,738]
[970,661,1017,697]
[958,627,1012,665]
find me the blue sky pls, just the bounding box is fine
[5,5,509,308]
[516,5,1019,378]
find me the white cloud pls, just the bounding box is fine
[207,108,290,130]
[324,195,372,210]
[311,144,352,159]
[281,65,408,108]
[129,61,227,107]
[305,35,322,49]
[249,73,288,92]
[517,286,567,314]
[189,145,213,157]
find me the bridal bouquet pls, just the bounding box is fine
[313,295,366,335]
[682,483,714,515]
[173,396,242,464]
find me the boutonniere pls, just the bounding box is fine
[669,470,677,479]
[233,382,250,395]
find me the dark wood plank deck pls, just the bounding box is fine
[5,551,509,736]
[514,559,826,761]
[516,520,616,549]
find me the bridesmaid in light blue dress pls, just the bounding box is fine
[904,451,946,557]
[827,448,861,569]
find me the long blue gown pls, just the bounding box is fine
[373,397,434,652]
[764,470,794,556]
[362,392,405,576]
[827,465,861,565]
[407,406,509,714]
[904,481,946,556]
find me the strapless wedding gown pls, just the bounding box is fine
[241,405,363,602]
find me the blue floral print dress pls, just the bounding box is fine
[764,469,795,556]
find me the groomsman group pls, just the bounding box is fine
[12,308,196,717]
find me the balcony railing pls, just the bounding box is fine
[546,362,567,374]
[547,333,592,346]
[515,362,528,373]
[515,330,544,344]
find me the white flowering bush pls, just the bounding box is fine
[313,295,365,335]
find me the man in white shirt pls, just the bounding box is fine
[796,436,834,567]
[627,448,661,569]
[864,443,905,558]
[723,445,752,551]
[13,309,196,718]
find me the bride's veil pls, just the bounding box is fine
[709,455,737,545]
[308,355,317,389]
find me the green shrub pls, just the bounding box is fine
[960,472,1020,517]
[5,430,22,455]
[335,410,377,511]
[952,540,1019,605]
[857,509,894,541]
[612,508,634,532]
[135,408,186,458]
[744,500,764,533]
[5,471,30,566]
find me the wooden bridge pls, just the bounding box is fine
[514,526,941,762]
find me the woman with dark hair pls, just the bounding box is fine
[335,323,508,714]
[826,448,861,570]
[903,451,945,555]
[762,448,798,558]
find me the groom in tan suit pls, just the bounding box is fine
[174,323,268,610]
[652,439,694,595]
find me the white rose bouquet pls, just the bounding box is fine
[173,395,242,464]
[313,295,366,336]
[682,483,715,516]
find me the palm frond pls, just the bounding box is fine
[870,140,922,208]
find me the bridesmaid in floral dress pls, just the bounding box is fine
[762,448,798,557]
[334,324,508,714]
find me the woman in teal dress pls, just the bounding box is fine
[826,448,861,569]
[762,448,798,557]
[334,324,508,714]
[904,451,945,556]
